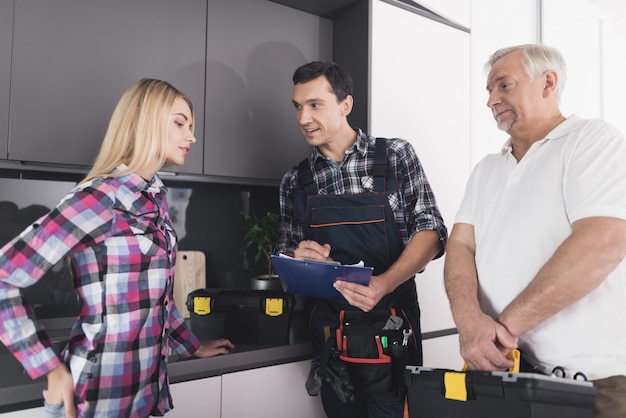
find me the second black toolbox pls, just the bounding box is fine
[404,365,596,418]
[186,288,295,345]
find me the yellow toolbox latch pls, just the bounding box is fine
[193,296,212,315]
[462,349,520,373]
[507,349,521,373]
[444,372,468,401]
[265,298,284,316]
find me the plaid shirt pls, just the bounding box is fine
[0,168,199,417]
[278,129,447,254]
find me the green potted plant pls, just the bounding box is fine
[242,211,281,290]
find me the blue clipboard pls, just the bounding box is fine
[271,254,373,300]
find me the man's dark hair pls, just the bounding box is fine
[292,61,353,102]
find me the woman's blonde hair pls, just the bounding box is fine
[80,78,193,184]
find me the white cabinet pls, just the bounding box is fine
[369,0,470,336]
[169,360,326,418]
[410,0,470,28]
[167,376,222,418]
[0,408,45,418]
[221,360,325,418]
[0,361,324,418]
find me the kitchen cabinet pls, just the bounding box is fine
[4,0,331,183]
[202,0,330,182]
[8,0,206,174]
[167,376,222,417]
[220,360,325,418]
[3,0,468,186]
[408,0,470,28]
[0,0,11,160]
[169,358,324,418]
[368,0,470,335]
[0,361,324,418]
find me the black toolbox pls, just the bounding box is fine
[186,288,295,345]
[404,366,596,418]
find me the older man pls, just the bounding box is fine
[444,44,626,418]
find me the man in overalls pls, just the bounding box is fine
[277,61,447,418]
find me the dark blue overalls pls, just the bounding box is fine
[296,138,422,418]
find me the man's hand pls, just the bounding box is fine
[194,339,235,357]
[45,364,76,418]
[458,312,518,371]
[333,275,389,312]
[294,240,333,262]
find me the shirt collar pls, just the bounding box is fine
[111,165,167,195]
[545,113,583,139]
[498,114,581,157]
[310,128,366,163]
[354,128,370,155]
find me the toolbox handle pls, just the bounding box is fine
[462,349,520,373]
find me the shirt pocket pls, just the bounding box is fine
[128,219,163,257]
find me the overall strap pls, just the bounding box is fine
[295,158,316,223]
[297,158,317,196]
[373,138,387,193]
[373,138,400,193]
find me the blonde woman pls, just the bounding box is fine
[0,78,233,417]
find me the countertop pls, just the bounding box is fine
[0,316,314,414]
[0,309,456,413]
[169,342,314,383]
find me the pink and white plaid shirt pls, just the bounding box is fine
[0,167,199,417]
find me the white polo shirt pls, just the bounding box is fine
[455,114,626,380]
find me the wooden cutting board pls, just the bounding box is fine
[174,251,206,319]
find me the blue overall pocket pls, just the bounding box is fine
[307,195,399,273]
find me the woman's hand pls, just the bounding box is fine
[194,339,235,357]
[45,364,76,418]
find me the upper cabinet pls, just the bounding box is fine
[8,0,207,174]
[2,0,467,185]
[0,1,11,160]
[3,0,329,183]
[202,0,329,182]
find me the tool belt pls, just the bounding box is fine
[307,308,417,402]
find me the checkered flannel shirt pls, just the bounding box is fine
[0,168,199,416]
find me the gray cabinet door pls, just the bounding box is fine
[9,0,206,174]
[0,0,11,160]
[203,0,330,183]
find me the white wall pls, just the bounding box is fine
[542,0,626,135]
[470,0,626,167]
[470,0,539,167]
[543,0,604,119]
